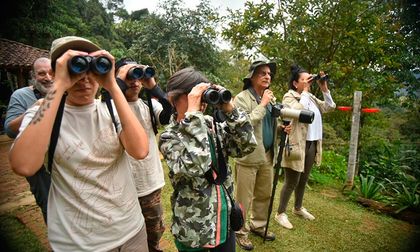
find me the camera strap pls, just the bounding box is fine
[207,129,227,185]
[248,87,261,104]
[207,122,238,211]
[145,90,158,135]
[33,88,44,100]
[101,88,119,133]
[47,93,67,173]
[248,87,273,113]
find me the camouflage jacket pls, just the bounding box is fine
[159,108,256,248]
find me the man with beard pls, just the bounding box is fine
[5,57,53,223]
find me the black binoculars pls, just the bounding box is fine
[126,66,155,80]
[311,73,329,82]
[202,87,232,105]
[68,56,112,75]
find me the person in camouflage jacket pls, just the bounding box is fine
[159,67,257,251]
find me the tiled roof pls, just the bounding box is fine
[0,39,49,69]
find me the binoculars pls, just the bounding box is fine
[68,56,112,75]
[311,73,329,82]
[126,66,155,80]
[202,87,232,105]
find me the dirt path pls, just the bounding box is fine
[0,135,50,251]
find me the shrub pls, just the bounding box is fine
[385,179,420,213]
[317,150,347,181]
[358,174,384,200]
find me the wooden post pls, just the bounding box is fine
[345,91,362,188]
[16,68,24,88]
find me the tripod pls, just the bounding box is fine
[263,120,290,242]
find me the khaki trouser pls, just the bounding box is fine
[234,151,273,237]
[108,225,149,252]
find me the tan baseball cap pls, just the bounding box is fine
[50,36,101,64]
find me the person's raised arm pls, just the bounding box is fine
[90,50,149,159]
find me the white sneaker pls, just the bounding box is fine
[274,213,293,229]
[293,207,315,220]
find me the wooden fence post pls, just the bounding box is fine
[345,91,362,188]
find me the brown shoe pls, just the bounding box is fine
[236,235,254,251]
[250,229,276,241]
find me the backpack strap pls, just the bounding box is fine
[145,91,158,135]
[206,120,227,185]
[47,93,67,173]
[101,88,118,133]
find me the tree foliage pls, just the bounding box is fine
[223,0,420,187]
[223,0,418,106]
[114,0,222,86]
[1,0,123,50]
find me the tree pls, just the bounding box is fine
[114,0,223,86]
[223,0,416,107]
[223,0,420,186]
[0,0,124,51]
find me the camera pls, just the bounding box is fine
[68,56,112,75]
[126,65,155,80]
[270,103,314,124]
[311,73,329,82]
[202,87,232,105]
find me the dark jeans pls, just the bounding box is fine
[178,230,236,252]
[26,166,51,224]
[278,141,317,213]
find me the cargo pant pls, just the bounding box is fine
[138,189,165,252]
[234,151,273,237]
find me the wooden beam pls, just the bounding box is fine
[345,91,362,188]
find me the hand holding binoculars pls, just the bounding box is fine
[310,73,329,82]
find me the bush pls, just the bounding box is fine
[317,150,347,181]
[385,179,420,213]
[358,108,420,184]
[358,174,384,200]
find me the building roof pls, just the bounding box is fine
[0,39,49,69]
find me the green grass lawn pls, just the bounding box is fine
[1,162,418,251]
[0,214,45,252]
[160,161,420,251]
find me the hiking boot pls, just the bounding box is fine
[236,235,254,251]
[250,228,276,241]
[274,212,293,229]
[293,207,315,220]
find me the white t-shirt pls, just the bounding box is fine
[128,99,165,197]
[300,90,335,141]
[19,99,144,252]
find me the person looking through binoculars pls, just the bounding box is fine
[274,64,336,230]
[8,36,150,251]
[114,58,173,252]
[159,67,257,252]
[233,60,293,251]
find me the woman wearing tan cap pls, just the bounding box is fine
[9,36,150,252]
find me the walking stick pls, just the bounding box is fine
[263,120,290,242]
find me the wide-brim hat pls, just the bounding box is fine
[243,60,277,90]
[50,36,101,64]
